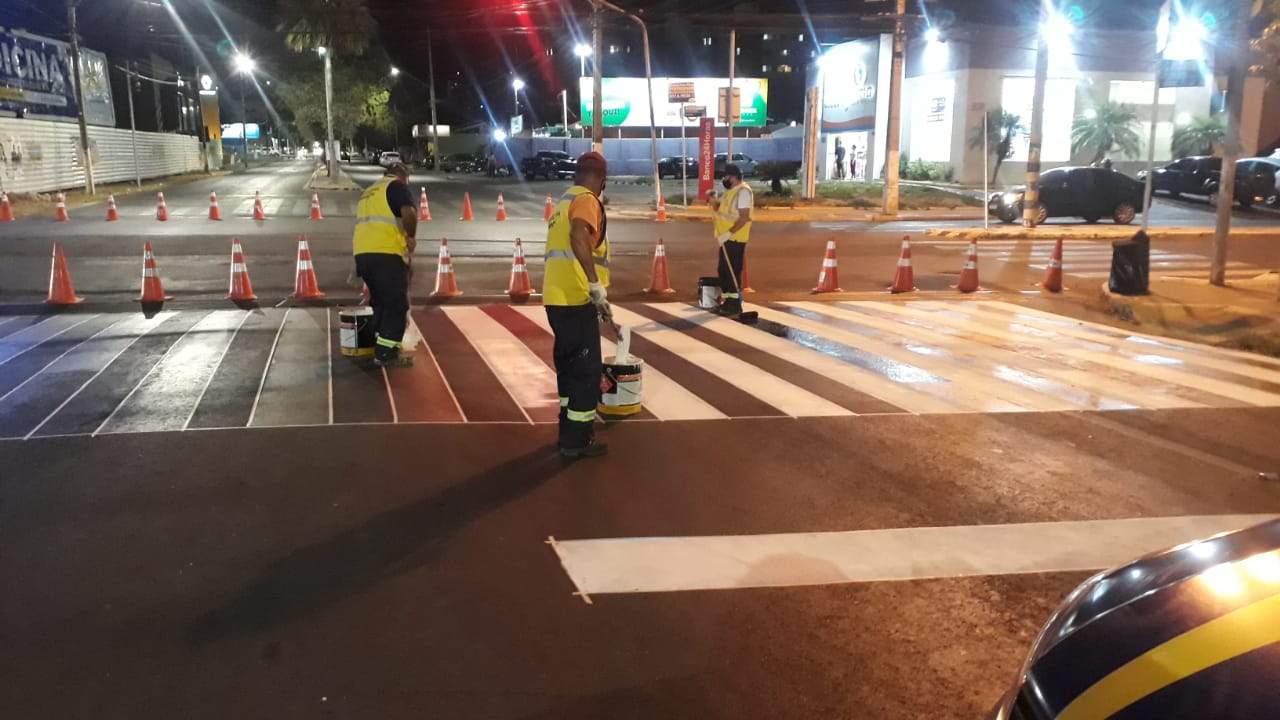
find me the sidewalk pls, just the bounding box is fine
[1,169,231,217]
[1096,273,1280,356]
[927,225,1280,240]
[608,203,984,223]
[307,164,362,191]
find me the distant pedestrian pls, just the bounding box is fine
[352,161,418,368]
[834,138,846,179]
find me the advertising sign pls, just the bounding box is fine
[0,29,114,126]
[683,105,706,119]
[668,81,695,104]
[819,38,880,131]
[221,123,261,140]
[581,77,768,128]
[510,114,523,135]
[697,117,715,201]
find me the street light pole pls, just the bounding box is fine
[427,32,441,171]
[320,47,336,178]
[67,0,96,195]
[239,71,249,169]
[1024,0,1053,228]
[881,0,906,216]
[591,6,603,154]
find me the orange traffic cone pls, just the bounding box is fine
[155,192,169,221]
[418,187,432,221]
[291,235,325,300]
[105,194,119,221]
[955,241,981,293]
[1039,238,1064,293]
[507,237,533,300]
[431,238,463,298]
[54,192,69,222]
[741,259,755,294]
[889,235,916,294]
[544,194,554,221]
[252,191,266,220]
[227,238,257,301]
[309,192,324,220]
[812,238,843,293]
[139,241,172,302]
[46,243,83,305]
[208,191,223,220]
[0,191,13,221]
[656,195,668,222]
[495,192,508,221]
[460,192,474,221]
[644,238,676,294]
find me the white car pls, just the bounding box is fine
[378,151,402,168]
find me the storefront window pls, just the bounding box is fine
[1109,80,1175,106]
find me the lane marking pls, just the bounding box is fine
[0,314,96,367]
[0,317,118,405]
[551,514,1276,597]
[383,367,399,423]
[1073,412,1270,478]
[327,306,334,425]
[183,310,251,430]
[247,308,290,428]
[410,311,468,422]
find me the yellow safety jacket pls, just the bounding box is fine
[542,186,610,306]
[353,177,407,255]
[713,182,753,243]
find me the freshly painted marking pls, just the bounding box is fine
[251,308,332,427]
[512,306,726,421]
[183,311,251,430]
[0,318,121,406]
[327,307,334,425]
[0,315,95,367]
[443,306,551,424]
[1076,412,1269,478]
[92,311,213,436]
[609,306,852,418]
[383,367,399,423]
[551,514,1275,596]
[546,536,593,605]
[247,307,290,427]
[411,312,468,422]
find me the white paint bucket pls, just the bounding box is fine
[338,306,375,357]
[599,326,642,417]
[698,276,721,309]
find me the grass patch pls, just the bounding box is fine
[662,180,981,212]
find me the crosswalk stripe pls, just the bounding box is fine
[610,305,854,418]
[442,306,555,424]
[251,308,331,427]
[511,307,727,421]
[654,304,953,414]
[844,298,1192,409]
[0,315,96,367]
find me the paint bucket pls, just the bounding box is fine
[697,276,721,309]
[338,306,375,357]
[599,326,642,417]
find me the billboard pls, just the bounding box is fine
[819,38,881,131]
[580,77,768,128]
[221,123,261,140]
[0,28,115,126]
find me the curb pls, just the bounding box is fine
[927,227,1280,241]
[307,165,362,192]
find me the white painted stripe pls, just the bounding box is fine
[0,315,95,366]
[843,302,1194,411]
[0,317,121,405]
[99,310,244,434]
[748,304,1025,413]
[184,311,251,430]
[408,312,468,421]
[513,307,725,421]
[552,514,1276,596]
[609,306,853,418]
[247,308,290,427]
[93,312,213,436]
[327,306,334,425]
[442,306,550,422]
[658,304,954,414]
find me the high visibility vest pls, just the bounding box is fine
[542,186,610,306]
[353,177,407,256]
[713,182,753,243]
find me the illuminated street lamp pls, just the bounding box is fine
[574,43,592,76]
[233,52,254,168]
[493,128,508,143]
[318,46,336,178]
[512,77,525,116]
[390,65,401,77]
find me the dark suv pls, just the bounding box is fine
[989,167,1147,225]
[1138,156,1220,197]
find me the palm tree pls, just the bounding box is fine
[968,108,1024,184]
[1071,101,1142,165]
[276,0,376,54]
[1171,116,1227,158]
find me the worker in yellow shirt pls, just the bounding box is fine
[353,162,418,367]
[709,163,753,315]
[542,151,616,458]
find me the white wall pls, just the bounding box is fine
[0,117,204,194]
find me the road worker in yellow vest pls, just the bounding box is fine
[353,162,418,367]
[542,151,616,459]
[709,163,753,315]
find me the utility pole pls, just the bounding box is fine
[880,0,906,215]
[560,89,570,151]
[591,5,604,154]
[589,0,662,202]
[1024,0,1051,227]
[727,29,735,160]
[427,31,440,171]
[320,47,336,178]
[125,61,141,188]
[1210,7,1248,286]
[67,1,96,195]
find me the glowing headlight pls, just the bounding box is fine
[1002,193,1018,204]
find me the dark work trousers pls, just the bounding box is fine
[355,253,409,355]
[546,302,602,450]
[717,240,747,301]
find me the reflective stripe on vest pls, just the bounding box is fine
[353,178,407,255]
[542,185,610,306]
[713,182,753,243]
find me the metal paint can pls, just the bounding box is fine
[338,306,375,357]
[599,355,643,417]
[697,276,721,309]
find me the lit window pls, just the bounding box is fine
[703,36,712,46]
[781,48,789,56]
[626,45,632,53]
[736,47,741,55]
[762,33,771,40]
[761,65,769,73]
[546,48,554,56]
[798,33,805,42]
[609,44,619,54]
[810,49,817,58]
[778,64,793,73]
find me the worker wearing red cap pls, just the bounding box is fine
[542,151,615,458]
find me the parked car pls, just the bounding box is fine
[440,153,478,173]
[989,167,1147,225]
[658,156,700,179]
[378,151,402,168]
[521,150,577,180]
[1235,157,1280,207]
[1137,155,1221,198]
[989,517,1280,720]
[713,152,757,178]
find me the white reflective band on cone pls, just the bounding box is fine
[298,260,314,270]
[898,258,911,267]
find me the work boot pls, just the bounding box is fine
[374,349,413,368]
[715,300,743,316]
[559,442,608,459]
